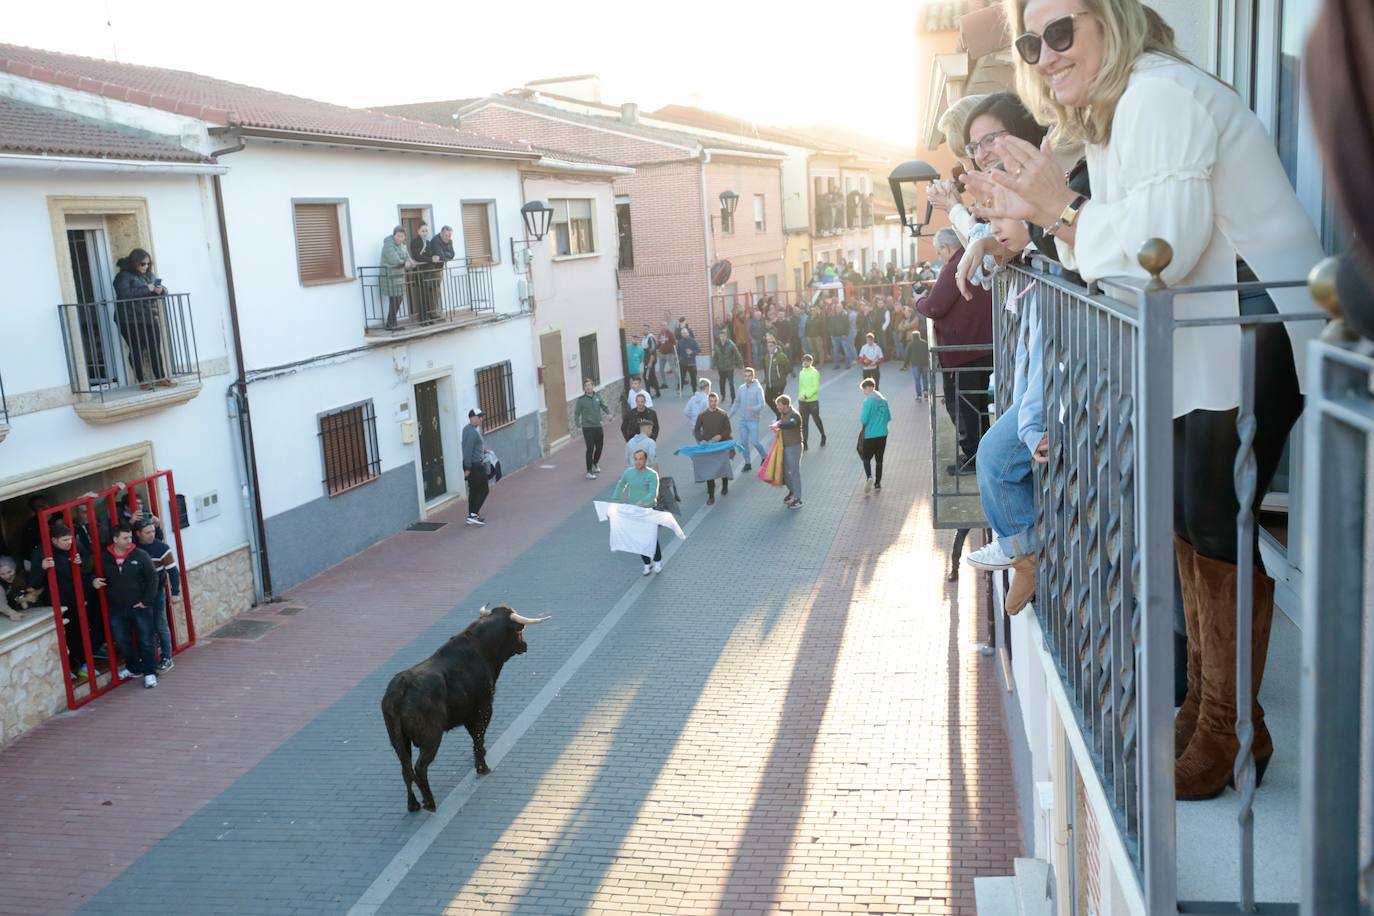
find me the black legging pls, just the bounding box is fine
[639,537,662,564]
[1172,286,1303,564]
[680,362,698,393]
[583,427,605,472]
[860,435,887,485]
[799,400,825,446]
[718,370,736,403]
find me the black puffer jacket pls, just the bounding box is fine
[100,546,159,610]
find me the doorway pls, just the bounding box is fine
[540,332,569,443]
[65,219,121,388]
[414,379,446,502]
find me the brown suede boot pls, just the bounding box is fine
[1173,535,1203,758]
[1175,552,1276,801]
[1005,555,1037,615]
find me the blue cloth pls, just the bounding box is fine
[673,440,738,456]
[976,400,1038,559]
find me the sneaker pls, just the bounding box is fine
[787,499,803,509]
[585,471,598,479]
[593,464,600,473]
[821,435,827,447]
[465,516,486,526]
[118,667,133,679]
[721,481,729,496]
[144,674,158,688]
[706,495,715,506]
[643,564,653,576]
[864,478,872,494]
[874,482,882,491]
[946,459,977,476]
[158,658,174,673]
[742,464,752,472]
[651,561,662,574]
[965,540,1016,571]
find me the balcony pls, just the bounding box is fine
[960,247,1372,913]
[58,294,202,423]
[358,259,495,338]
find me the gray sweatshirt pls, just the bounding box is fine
[461,423,485,469]
[730,381,767,421]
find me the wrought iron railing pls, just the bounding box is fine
[58,294,201,399]
[358,258,494,334]
[991,243,1330,913]
[1297,265,1374,916]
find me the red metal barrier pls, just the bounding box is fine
[36,470,195,709]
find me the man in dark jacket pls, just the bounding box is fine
[917,229,994,473]
[409,222,443,323]
[93,523,160,687]
[30,522,97,678]
[693,393,733,505]
[621,393,660,441]
[763,338,792,420]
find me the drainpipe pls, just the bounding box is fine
[699,149,715,335]
[208,135,273,602]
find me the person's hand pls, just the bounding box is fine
[41,557,55,571]
[956,236,997,300]
[93,577,106,589]
[133,602,146,609]
[972,136,1077,229]
[464,468,471,478]
[431,255,440,263]
[711,435,722,442]
[1033,433,1049,464]
[928,180,962,212]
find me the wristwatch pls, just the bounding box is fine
[1045,194,1088,237]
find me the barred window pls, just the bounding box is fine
[319,400,381,496]
[578,333,600,386]
[475,361,515,433]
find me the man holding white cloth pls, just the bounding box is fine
[598,449,685,575]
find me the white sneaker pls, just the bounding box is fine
[143,674,158,688]
[965,540,1016,570]
[593,464,600,473]
[651,561,662,574]
[465,516,486,526]
[586,472,598,479]
[118,668,133,679]
[864,478,872,493]
[642,564,653,576]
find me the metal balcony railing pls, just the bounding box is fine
[988,243,1333,913]
[0,367,8,425]
[58,294,201,399]
[358,259,494,334]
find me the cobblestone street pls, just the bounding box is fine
[1,371,1019,916]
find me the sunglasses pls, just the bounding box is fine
[1014,11,1091,65]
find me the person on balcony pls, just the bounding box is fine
[379,227,416,330]
[409,222,444,324]
[970,0,1325,801]
[917,228,993,475]
[113,249,173,389]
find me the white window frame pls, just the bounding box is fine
[550,197,598,260]
[753,194,766,233]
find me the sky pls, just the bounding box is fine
[6,0,926,149]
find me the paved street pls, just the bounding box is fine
[1,369,1019,916]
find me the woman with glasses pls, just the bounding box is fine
[113,248,173,389]
[967,0,1325,802]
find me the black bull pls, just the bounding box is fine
[381,604,550,812]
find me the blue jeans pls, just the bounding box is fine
[152,589,173,663]
[829,336,850,369]
[912,367,927,398]
[111,604,158,677]
[782,444,802,500]
[737,417,769,463]
[975,401,1038,558]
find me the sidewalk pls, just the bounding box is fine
[0,370,1017,916]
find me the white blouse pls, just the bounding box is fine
[1059,54,1325,417]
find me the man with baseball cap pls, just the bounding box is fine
[462,408,489,526]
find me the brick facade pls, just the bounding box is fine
[707,156,788,307]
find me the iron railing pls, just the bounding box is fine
[358,258,494,334]
[0,367,8,425]
[991,243,1330,913]
[1297,292,1374,915]
[58,294,201,399]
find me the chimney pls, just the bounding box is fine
[620,102,639,125]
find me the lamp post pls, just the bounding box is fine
[718,189,739,231]
[887,160,941,238]
[510,199,554,269]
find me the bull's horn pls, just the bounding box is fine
[509,611,551,625]
[478,604,491,617]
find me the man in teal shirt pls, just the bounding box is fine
[797,353,827,450]
[858,377,892,492]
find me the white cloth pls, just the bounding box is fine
[948,204,978,247]
[593,501,686,557]
[1057,54,1325,416]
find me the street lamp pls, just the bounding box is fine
[718,190,740,217]
[520,200,554,242]
[888,160,941,238]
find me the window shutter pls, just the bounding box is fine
[294,204,344,283]
[462,203,492,263]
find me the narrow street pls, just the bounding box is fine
[1,371,1019,916]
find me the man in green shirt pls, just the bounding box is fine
[573,379,610,479]
[797,354,827,450]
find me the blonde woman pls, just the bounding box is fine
[966,0,1325,802]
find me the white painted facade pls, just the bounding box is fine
[0,159,251,571]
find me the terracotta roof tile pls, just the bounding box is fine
[0,96,211,163]
[0,43,535,157]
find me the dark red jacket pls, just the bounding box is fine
[916,247,993,367]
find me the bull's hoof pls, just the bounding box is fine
[423,798,437,812]
[476,763,491,776]
[407,797,421,813]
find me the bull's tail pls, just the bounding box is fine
[382,673,416,772]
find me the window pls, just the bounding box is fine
[616,198,634,269]
[767,274,778,293]
[552,198,596,257]
[794,268,803,291]
[293,201,347,284]
[319,400,381,496]
[578,333,600,385]
[755,276,766,295]
[753,194,766,233]
[720,199,735,235]
[475,360,516,432]
[462,202,495,264]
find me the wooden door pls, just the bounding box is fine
[414,380,446,501]
[540,332,569,442]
